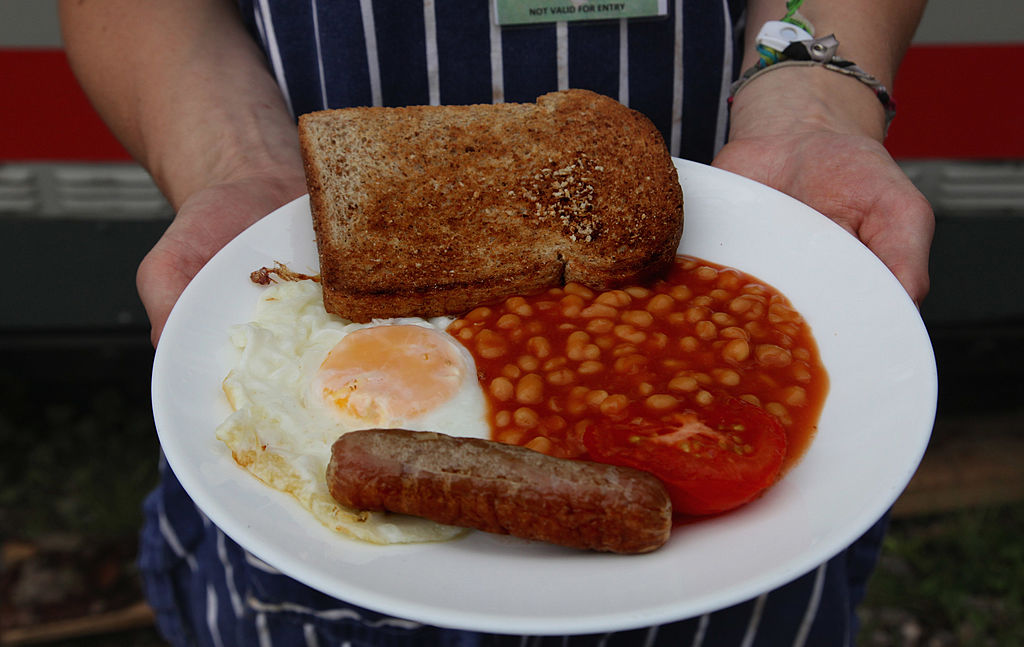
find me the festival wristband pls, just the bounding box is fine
[729,22,897,133]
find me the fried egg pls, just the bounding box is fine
[216,279,490,544]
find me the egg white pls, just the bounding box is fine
[216,279,490,544]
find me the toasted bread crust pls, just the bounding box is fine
[299,89,684,322]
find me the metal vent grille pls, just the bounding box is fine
[3,161,1022,220]
[900,161,1024,214]
[0,163,172,220]
[0,164,39,214]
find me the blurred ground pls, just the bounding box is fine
[0,339,160,646]
[859,502,1024,646]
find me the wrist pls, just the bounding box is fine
[145,100,304,210]
[728,63,888,144]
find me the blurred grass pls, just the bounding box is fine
[0,342,164,645]
[858,502,1024,646]
[0,368,159,540]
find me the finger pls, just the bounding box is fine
[136,246,196,347]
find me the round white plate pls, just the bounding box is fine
[152,159,936,635]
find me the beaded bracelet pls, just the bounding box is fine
[729,31,898,133]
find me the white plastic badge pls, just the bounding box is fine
[755,20,814,51]
[494,0,668,26]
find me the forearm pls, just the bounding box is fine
[59,0,302,209]
[735,0,927,141]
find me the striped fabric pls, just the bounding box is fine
[141,456,887,647]
[139,2,890,645]
[235,0,745,164]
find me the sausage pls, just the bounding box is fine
[326,429,672,553]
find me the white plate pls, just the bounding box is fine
[152,159,936,635]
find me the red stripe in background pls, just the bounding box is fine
[1,45,1022,162]
[885,44,1024,159]
[1,49,132,161]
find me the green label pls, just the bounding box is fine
[494,0,667,25]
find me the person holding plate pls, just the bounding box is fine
[60,0,934,645]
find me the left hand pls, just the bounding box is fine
[712,67,934,306]
[137,168,306,346]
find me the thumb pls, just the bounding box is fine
[136,244,198,347]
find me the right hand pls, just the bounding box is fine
[137,169,306,346]
[714,66,934,307]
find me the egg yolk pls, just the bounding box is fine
[315,324,467,426]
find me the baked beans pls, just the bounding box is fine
[448,255,828,468]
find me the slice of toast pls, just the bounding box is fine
[298,89,684,322]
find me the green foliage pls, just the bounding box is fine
[860,504,1024,646]
[0,371,160,539]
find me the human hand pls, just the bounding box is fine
[60,0,308,345]
[713,68,934,307]
[137,170,306,346]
